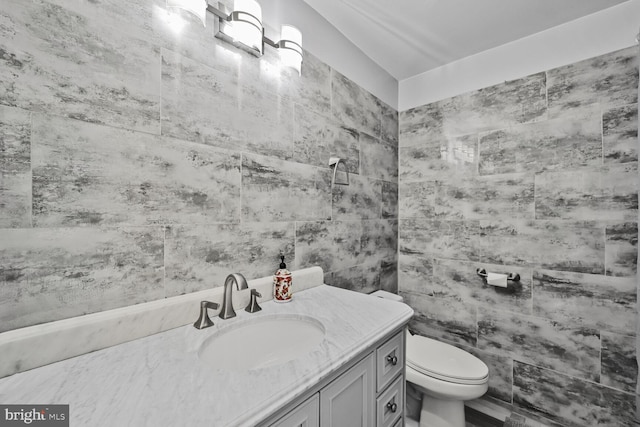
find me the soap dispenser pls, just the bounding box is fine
[273,254,292,303]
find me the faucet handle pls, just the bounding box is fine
[193,300,219,329]
[245,289,262,313]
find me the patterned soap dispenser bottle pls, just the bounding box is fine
[273,253,292,303]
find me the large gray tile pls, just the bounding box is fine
[399,134,476,182]
[410,259,474,303]
[399,139,450,182]
[295,220,362,273]
[0,226,164,332]
[532,269,636,336]
[379,256,398,293]
[292,106,332,168]
[360,133,398,182]
[402,290,477,346]
[31,114,241,227]
[161,49,294,158]
[436,173,534,220]
[479,108,602,175]
[398,181,437,219]
[398,252,434,295]
[437,134,478,176]
[514,361,637,427]
[164,222,295,296]
[605,222,638,277]
[360,219,397,263]
[601,331,637,394]
[378,100,398,145]
[399,101,445,148]
[479,219,605,274]
[381,181,398,219]
[0,105,31,228]
[603,103,638,164]
[547,47,638,116]
[478,308,600,381]
[440,72,547,135]
[241,153,331,222]
[326,260,380,294]
[294,50,332,117]
[332,174,382,220]
[400,219,480,261]
[535,163,638,221]
[0,0,161,133]
[331,70,380,137]
[330,125,360,175]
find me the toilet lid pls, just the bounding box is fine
[406,333,489,385]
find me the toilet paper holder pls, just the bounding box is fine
[476,268,520,283]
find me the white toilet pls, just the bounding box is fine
[371,291,489,427]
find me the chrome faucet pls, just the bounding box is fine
[219,273,248,319]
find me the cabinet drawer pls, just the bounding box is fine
[376,376,403,427]
[376,331,404,393]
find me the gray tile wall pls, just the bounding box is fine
[0,0,399,333]
[399,47,639,427]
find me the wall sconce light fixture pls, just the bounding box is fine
[277,25,303,75]
[215,0,264,56]
[166,0,303,73]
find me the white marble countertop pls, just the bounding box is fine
[0,285,413,427]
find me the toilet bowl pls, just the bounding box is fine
[371,291,489,427]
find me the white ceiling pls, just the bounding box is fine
[301,0,629,81]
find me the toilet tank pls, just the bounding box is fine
[370,290,404,303]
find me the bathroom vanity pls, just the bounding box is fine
[261,328,405,427]
[0,268,413,427]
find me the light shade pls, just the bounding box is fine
[279,25,302,75]
[228,0,263,55]
[166,0,207,26]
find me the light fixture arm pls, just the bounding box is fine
[262,36,301,52]
[206,3,229,20]
[263,35,279,49]
[279,39,302,52]
[168,1,303,73]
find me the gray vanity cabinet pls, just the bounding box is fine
[266,328,405,427]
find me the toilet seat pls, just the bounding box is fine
[406,333,488,385]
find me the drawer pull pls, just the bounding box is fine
[386,354,398,365]
[386,401,397,413]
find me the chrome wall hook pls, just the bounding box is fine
[329,157,349,188]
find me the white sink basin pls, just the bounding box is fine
[198,314,326,371]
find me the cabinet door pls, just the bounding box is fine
[320,353,375,427]
[269,394,319,427]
